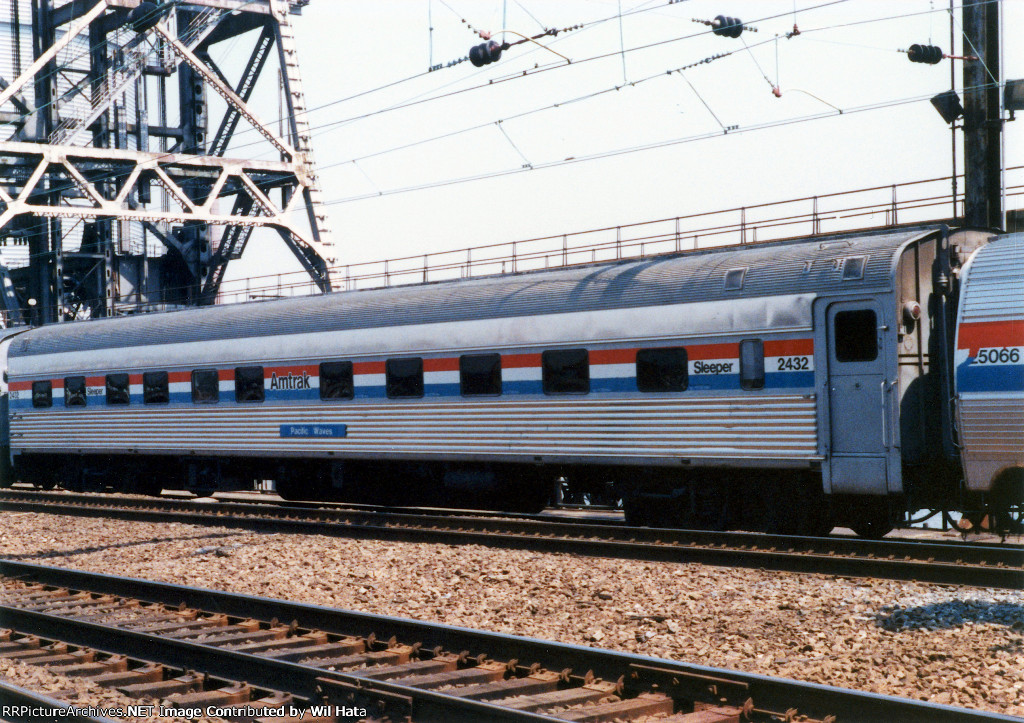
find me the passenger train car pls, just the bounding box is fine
[2,226,1021,537]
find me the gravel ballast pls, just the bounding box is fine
[0,657,225,723]
[0,511,1020,717]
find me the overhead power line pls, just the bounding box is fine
[308,84,1001,208]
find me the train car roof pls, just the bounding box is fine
[10,227,941,357]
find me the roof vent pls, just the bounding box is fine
[841,256,867,280]
[724,268,746,290]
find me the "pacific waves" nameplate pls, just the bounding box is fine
[279,424,347,438]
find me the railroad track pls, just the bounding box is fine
[1,490,1021,589]
[0,680,118,723]
[0,560,1017,723]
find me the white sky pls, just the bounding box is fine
[219,0,1023,289]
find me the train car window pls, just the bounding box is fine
[636,347,688,392]
[386,357,424,398]
[320,361,354,400]
[234,366,265,403]
[143,371,169,404]
[834,309,878,362]
[31,380,52,408]
[739,340,765,390]
[64,376,87,406]
[191,369,220,404]
[460,354,502,396]
[542,349,590,394]
[105,373,130,405]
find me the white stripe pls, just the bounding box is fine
[590,363,633,378]
[503,367,541,382]
[424,370,459,384]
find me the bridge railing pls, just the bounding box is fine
[203,165,1015,303]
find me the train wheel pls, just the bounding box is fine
[132,479,164,496]
[850,511,893,539]
[623,497,648,527]
[506,486,549,514]
[850,518,892,539]
[623,496,670,527]
[684,485,730,531]
[844,497,894,539]
[804,507,835,537]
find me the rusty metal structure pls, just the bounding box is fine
[0,0,334,326]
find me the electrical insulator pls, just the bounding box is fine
[469,40,503,67]
[908,44,943,64]
[711,15,743,38]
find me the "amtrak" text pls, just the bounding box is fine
[269,372,311,390]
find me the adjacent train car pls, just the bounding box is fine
[3,225,1017,536]
[953,233,1024,528]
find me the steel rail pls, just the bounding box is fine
[0,681,119,723]
[2,491,1020,589]
[0,560,1019,723]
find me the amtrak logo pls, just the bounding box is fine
[269,372,311,390]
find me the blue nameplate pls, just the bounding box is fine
[280,424,347,438]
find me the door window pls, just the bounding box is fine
[834,309,878,362]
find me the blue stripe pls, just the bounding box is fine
[765,371,814,388]
[956,361,1024,393]
[503,380,543,395]
[687,374,740,391]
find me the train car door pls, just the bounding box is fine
[821,299,899,495]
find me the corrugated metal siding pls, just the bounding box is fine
[959,399,1024,453]
[958,398,1024,492]
[959,233,1024,323]
[10,396,819,461]
[10,228,935,357]
[955,233,1024,492]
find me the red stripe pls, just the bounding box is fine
[9,381,31,391]
[167,371,191,383]
[265,364,319,378]
[85,376,104,387]
[423,358,459,372]
[502,353,542,369]
[958,319,1024,354]
[590,348,636,365]
[353,361,386,375]
[687,343,738,360]
[764,338,814,356]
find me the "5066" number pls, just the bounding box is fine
[975,347,1021,364]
